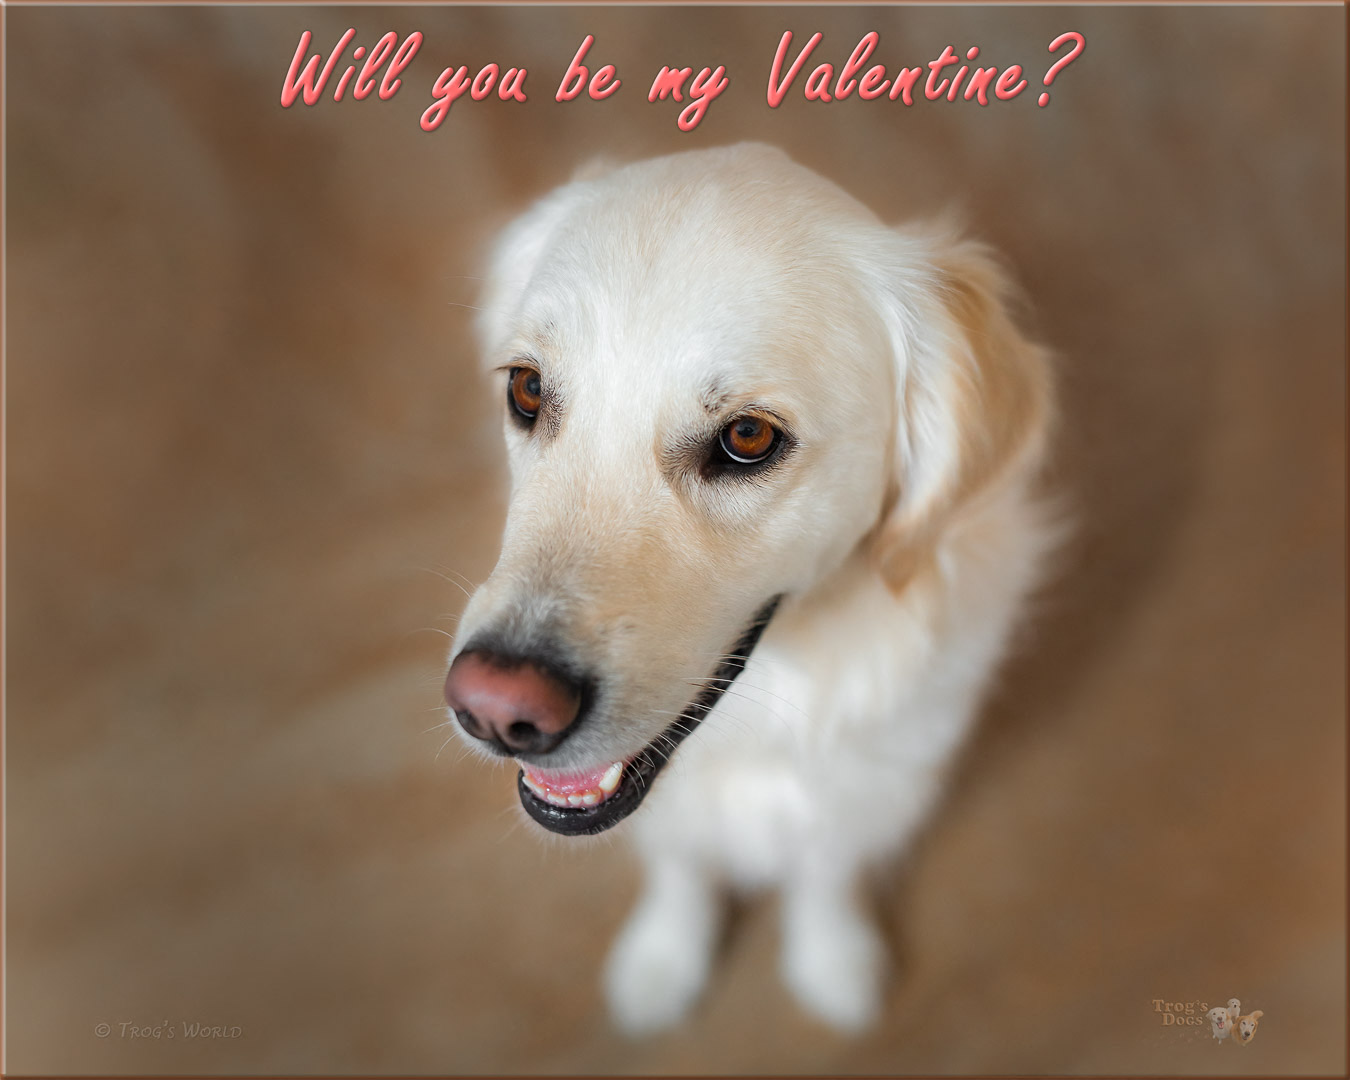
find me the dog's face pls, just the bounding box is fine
[443,144,1049,835]
[1227,997,1241,1017]
[1208,1006,1230,1031]
[1236,1011,1262,1044]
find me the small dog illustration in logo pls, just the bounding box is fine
[1226,997,1241,1026]
[1235,1010,1264,1046]
[1207,1005,1233,1042]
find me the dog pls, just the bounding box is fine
[1226,997,1242,1027]
[442,143,1056,1033]
[1208,1005,1233,1042]
[1235,1010,1263,1046]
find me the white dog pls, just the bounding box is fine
[443,143,1055,1033]
[1208,1005,1233,1042]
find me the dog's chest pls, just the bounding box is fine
[685,757,817,886]
[637,612,956,886]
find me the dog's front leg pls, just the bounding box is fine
[604,853,722,1035]
[779,857,887,1032]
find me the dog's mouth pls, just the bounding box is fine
[514,596,782,837]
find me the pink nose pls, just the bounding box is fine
[444,650,583,755]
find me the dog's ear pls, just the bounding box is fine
[1250,1011,1263,1020]
[475,180,594,359]
[863,224,1053,594]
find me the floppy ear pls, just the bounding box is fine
[475,178,596,358]
[863,224,1053,594]
[1250,1011,1263,1020]
[475,157,624,355]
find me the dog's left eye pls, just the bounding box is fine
[717,415,781,465]
[508,367,542,422]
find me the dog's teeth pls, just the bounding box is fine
[525,765,621,809]
[599,762,623,793]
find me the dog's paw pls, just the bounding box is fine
[604,905,713,1036]
[781,910,887,1033]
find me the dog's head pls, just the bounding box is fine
[1208,1006,1230,1031]
[1236,1010,1263,1044]
[1227,997,1241,1018]
[443,143,1050,835]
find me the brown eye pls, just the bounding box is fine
[508,367,542,420]
[719,415,780,464]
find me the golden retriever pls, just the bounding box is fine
[1235,1010,1263,1045]
[443,143,1055,1033]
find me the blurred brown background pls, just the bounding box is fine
[4,5,1345,1075]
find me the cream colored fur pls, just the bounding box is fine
[450,143,1056,1033]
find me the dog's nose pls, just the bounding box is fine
[444,650,583,755]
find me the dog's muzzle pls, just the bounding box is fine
[508,595,783,837]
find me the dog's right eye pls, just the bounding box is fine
[717,415,782,465]
[508,367,542,422]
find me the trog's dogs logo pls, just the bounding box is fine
[1153,997,1264,1045]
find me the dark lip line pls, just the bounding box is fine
[515,594,784,837]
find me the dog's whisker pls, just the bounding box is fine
[683,677,810,729]
[441,566,481,590]
[651,732,683,759]
[412,626,457,642]
[646,704,761,745]
[434,732,461,762]
[678,682,787,720]
[686,648,796,672]
[415,564,479,601]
